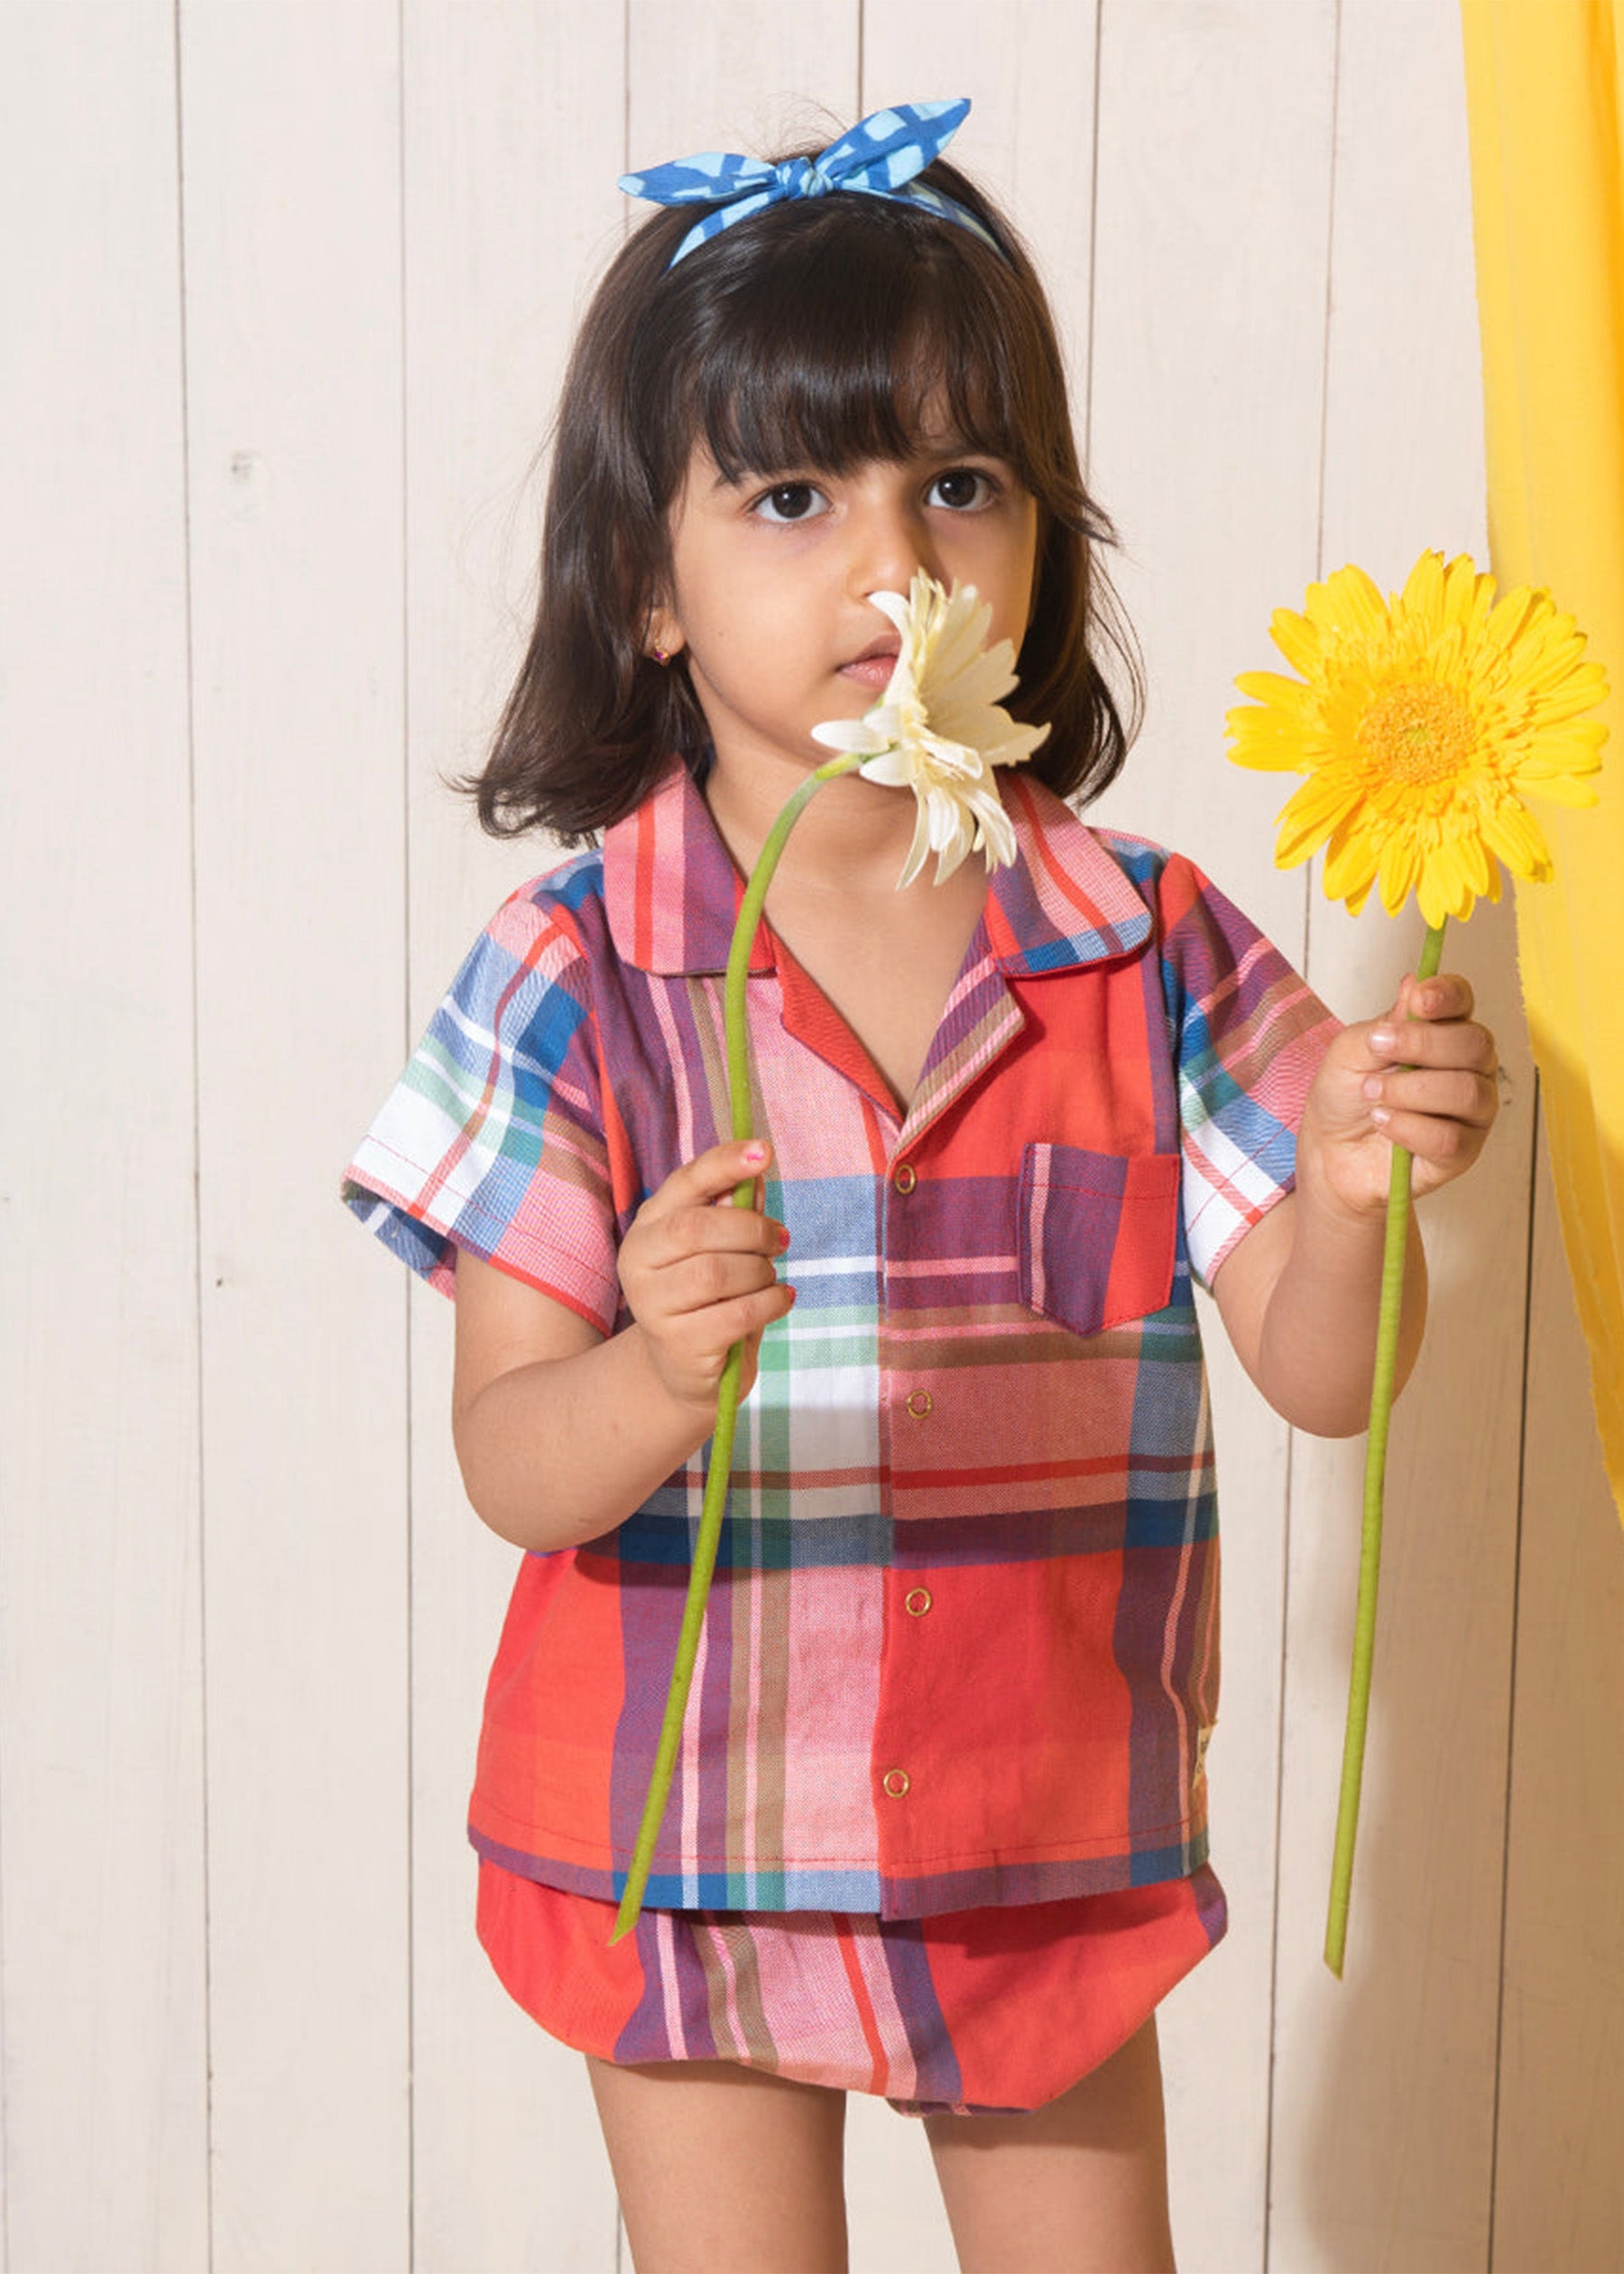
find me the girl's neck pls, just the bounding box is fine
[704,743,934,904]
[700,742,993,1113]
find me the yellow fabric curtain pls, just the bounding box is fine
[1461,0,1624,1523]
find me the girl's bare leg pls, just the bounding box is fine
[586,2055,849,2274]
[922,2017,1176,2274]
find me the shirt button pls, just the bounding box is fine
[904,1586,932,1617]
[882,1768,911,1798]
[892,1161,917,1195]
[906,1389,933,1419]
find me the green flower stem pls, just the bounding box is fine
[1324,916,1447,1978]
[611,751,866,1945]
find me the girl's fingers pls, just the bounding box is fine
[638,1202,788,1270]
[1362,1068,1499,1128]
[620,1146,796,1407]
[1368,1103,1487,1170]
[1400,971,1475,1023]
[662,1245,786,1313]
[1311,975,1499,1197]
[627,1142,786,1267]
[643,1140,774,1216]
[702,1280,798,1351]
[649,1278,798,1382]
[1362,1012,1496,1073]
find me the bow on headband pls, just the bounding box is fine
[619,97,1001,266]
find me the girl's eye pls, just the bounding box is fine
[927,467,998,512]
[751,483,828,524]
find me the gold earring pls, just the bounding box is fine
[651,644,671,666]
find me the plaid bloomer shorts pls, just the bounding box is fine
[477,1859,1226,2117]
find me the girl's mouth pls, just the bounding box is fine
[838,642,900,690]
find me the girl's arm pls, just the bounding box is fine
[1211,972,1499,1437]
[452,1140,794,1551]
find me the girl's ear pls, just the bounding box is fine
[644,605,685,665]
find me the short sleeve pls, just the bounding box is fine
[1158,859,1341,1290]
[342,885,620,1333]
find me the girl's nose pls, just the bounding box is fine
[846,495,939,598]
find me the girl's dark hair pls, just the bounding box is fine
[474,150,1142,843]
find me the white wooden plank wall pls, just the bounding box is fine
[5,2,1620,2268]
[2,12,208,2269]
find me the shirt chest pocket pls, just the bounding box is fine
[1017,1142,1184,1339]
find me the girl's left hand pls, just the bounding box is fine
[1298,973,1502,1219]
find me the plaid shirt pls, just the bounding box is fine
[346,763,1335,1918]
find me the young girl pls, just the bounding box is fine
[345,99,1499,2274]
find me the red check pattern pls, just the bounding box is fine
[345,763,1336,1918]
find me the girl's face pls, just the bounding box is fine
[649,431,1040,787]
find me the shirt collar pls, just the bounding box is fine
[603,760,1153,978]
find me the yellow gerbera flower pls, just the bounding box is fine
[1226,550,1606,927]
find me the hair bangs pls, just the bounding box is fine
[678,210,1029,488]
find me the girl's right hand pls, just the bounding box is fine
[617,1141,795,1419]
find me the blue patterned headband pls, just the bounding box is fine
[619,97,1002,268]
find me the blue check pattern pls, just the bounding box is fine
[619,97,1001,264]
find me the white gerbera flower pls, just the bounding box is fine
[812,571,1050,887]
